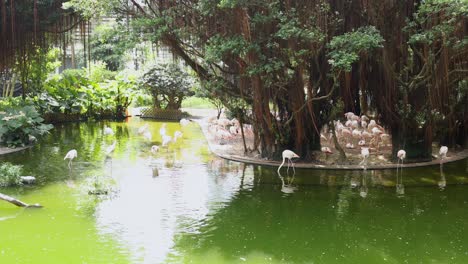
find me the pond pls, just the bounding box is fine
[1,119,468,264]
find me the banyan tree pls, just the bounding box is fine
[27,0,468,161]
[0,0,82,97]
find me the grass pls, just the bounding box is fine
[181,97,216,109]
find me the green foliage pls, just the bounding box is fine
[62,0,120,18]
[181,96,216,109]
[407,0,468,46]
[327,26,384,72]
[0,162,23,187]
[0,105,53,147]
[35,65,137,119]
[14,47,61,94]
[140,63,195,110]
[275,10,324,43]
[206,35,249,63]
[88,61,116,83]
[90,23,135,71]
[42,69,90,114]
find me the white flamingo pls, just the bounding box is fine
[162,135,172,147]
[104,126,114,136]
[105,141,116,156]
[159,123,167,137]
[360,147,370,169]
[396,149,406,195]
[277,150,300,174]
[64,149,78,169]
[439,146,448,163]
[151,145,159,154]
[138,124,149,134]
[174,131,183,142]
[180,118,190,126]
[143,131,152,141]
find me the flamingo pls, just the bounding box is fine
[361,120,368,129]
[397,150,406,167]
[368,120,377,130]
[174,131,183,142]
[344,112,355,120]
[277,150,300,174]
[320,133,328,142]
[396,149,406,194]
[360,147,370,169]
[138,124,149,134]
[439,146,448,189]
[159,123,167,137]
[64,149,77,169]
[143,130,152,141]
[352,129,362,140]
[321,146,333,160]
[340,128,352,143]
[151,145,159,154]
[321,146,333,154]
[229,126,239,136]
[361,115,369,122]
[180,118,190,126]
[104,126,114,136]
[439,146,448,163]
[217,118,231,128]
[162,135,172,147]
[105,141,116,156]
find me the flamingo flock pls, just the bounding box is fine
[325,112,391,153]
[207,117,253,142]
[64,119,192,170]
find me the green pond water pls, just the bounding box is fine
[1,119,468,264]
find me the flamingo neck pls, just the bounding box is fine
[277,157,286,173]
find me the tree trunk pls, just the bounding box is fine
[70,36,76,68]
[0,193,42,208]
[391,125,432,161]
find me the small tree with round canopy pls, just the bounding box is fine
[140,63,194,110]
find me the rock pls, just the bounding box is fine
[20,176,36,184]
[88,189,108,195]
[28,135,37,144]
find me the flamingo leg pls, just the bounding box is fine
[68,159,72,170]
[396,159,399,184]
[286,158,290,175]
[291,159,296,174]
[399,159,404,184]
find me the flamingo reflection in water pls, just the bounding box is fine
[438,164,446,190]
[438,146,448,190]
[277,170,297,194]
[396,150,406,196]
[360,170,369,198]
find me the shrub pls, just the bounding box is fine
[0,105,53,147]
[140,63,195,110]
[0,162,23,187]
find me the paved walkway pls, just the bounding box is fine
[194,116,468,170]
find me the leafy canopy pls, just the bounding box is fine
[140,63,195,110]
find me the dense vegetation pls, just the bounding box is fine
[64,0,467,161]
[1,0,467,162]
